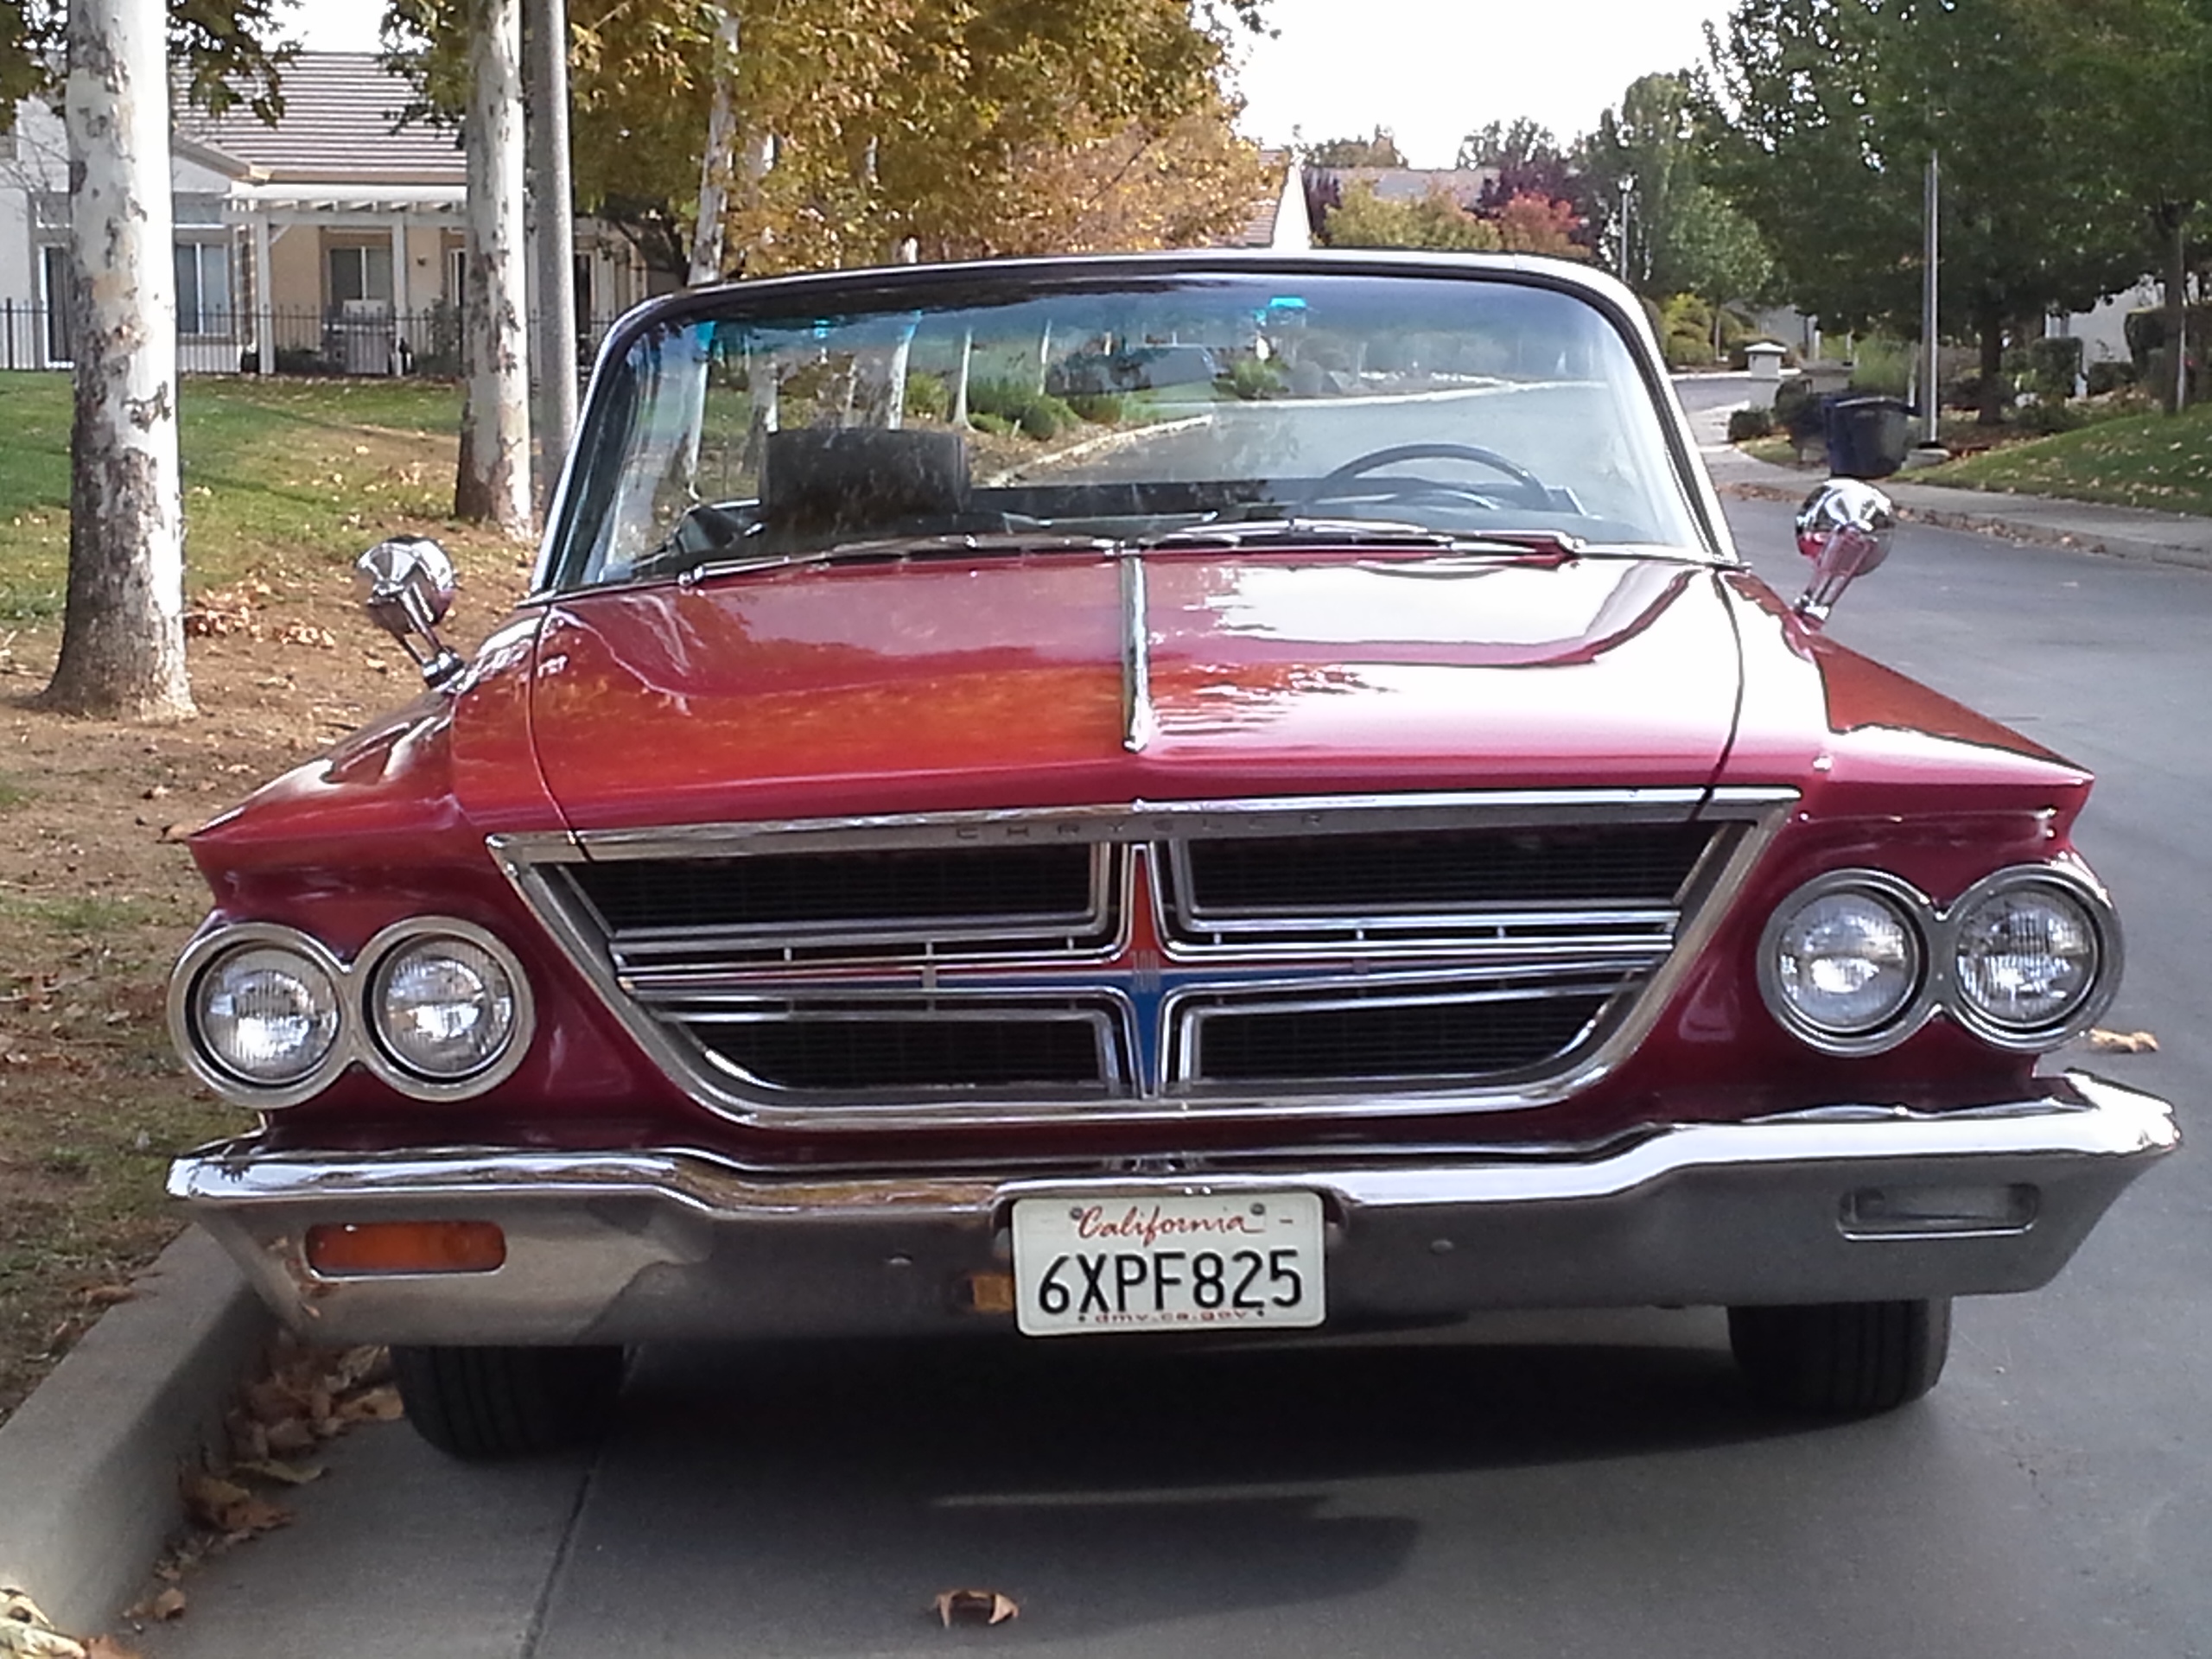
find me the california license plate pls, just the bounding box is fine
[1011,1192,1325,1336]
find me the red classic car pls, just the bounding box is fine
[167,253,2177,1458]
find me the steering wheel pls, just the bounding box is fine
[1300,442,1553,511]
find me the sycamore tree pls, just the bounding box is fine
[390,0,1268,283]
[1702,0,2139,423]
[4,0,294,719]
[2038,0,2212,410]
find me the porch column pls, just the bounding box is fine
[253,211,274,372]
[389,213,410,374]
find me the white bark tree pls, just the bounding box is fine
[688,6,744,285]
[526,0,578,509]
[454,0,533,538]
[45,0,194,720]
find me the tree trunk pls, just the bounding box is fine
[454,0,533,540]
[526,0,578,514]
[2166,207,2189,415]
[1975,304,2005,428]
[690,8,743,285]
[43,0,194,720]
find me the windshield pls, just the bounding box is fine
[549,270,1709,591]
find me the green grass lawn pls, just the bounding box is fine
[0,372,464,620]
[1922,402,2212,517]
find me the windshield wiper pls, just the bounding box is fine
[1139,518,1587,556]
[677,530,1119,585]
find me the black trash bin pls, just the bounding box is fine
[1824,395,1913,480]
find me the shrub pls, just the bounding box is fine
[1215,356,1284,401]
[2086,359,2138,396]
[1847,336,1913,396]
[967,378,1077,440]
[904,372,950,422]
[2012,399,2090,435]
[1727,406,1775,442]
[1065,392,1124,425]
[2021,336,2082,398]
[969,410,1014,437]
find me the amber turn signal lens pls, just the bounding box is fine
[305,1221,506,1276]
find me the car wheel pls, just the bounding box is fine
[391,1344,626,1459]
[1726,1298,1951,1414]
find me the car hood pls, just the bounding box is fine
[524,550,1747,831]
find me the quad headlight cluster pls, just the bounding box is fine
[1758,866,2118,1055]
[170,918,534,1107]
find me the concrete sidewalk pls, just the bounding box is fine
[1688,396,2212,574]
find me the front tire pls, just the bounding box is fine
[1727,1299,1951,1414]
[391,1344,626,1459]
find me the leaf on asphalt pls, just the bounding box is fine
[145,1586,187,1623]
[335,1383,404,1423]
[156,823,198,844]
[181,1472,292,1539]
[2086,1027,2158,1052]
[77,1284,134,1308]
[931,1589,1020,1628]
[84,1640,147,1659]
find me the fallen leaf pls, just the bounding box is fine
[235,1458,326,1486]
[78,1284,134,1308]
[140,785,168,801]
[156,823,196,844]
[84,1641,145,1659]
[0,1589,86,1658]
[147,1586,187,1622]
[181,1472,291,1538]
[335,1383,404,1423]
[931,1589,1019,1628]
[2086,1027,2158,1053]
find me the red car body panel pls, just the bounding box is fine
[190,549,2088,1167]
[525,552,1745,830]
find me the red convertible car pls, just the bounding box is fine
[167,253,2177,1457]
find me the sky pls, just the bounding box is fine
[280,0,1734,165]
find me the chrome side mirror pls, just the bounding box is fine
[356,536,463,687]
[1793,480,1895,626]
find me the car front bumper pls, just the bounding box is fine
[170,1071,2178,1347]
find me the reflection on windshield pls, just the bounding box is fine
[554,272,1706,591]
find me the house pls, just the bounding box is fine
[1214,150,1313,251]
[0,52,647,374]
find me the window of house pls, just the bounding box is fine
[328,244,395,308]
[38,244,74,365]
[175,241,233,337]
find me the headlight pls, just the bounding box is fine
[1760,876,1926,1051]
[194,943,341,1085]
[370,934,521,1080]
[1950,877,2105,1042]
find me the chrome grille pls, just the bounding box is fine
[493,790,1791,1129]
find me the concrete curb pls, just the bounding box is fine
[0,1227,272,1634]
[1716,476,2212,574]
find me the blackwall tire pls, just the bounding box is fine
[391,1344,626,1459]
[1727,1299,1952,1414]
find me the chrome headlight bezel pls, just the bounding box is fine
[1758,863,2121,1058]
[169,917,535,1108]
[1757,870,1935,1055]
[1943,865,2120,1052]
[359,918,535,1096]
[169,924,353,1109]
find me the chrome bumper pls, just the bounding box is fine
[170,1071,2177,1346]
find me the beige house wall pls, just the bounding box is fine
[265,226,322,313]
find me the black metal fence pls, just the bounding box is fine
[0,302,628,378]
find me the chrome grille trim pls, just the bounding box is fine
[561,843,1121,972]
[489,787,1796,1131]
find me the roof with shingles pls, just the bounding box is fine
[175,53,461,185]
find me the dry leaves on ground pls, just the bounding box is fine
[931,1589,1020,1628]
[2086,1027,2159,1053]
[0,1590,86,1658]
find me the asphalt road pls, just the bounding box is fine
[141,495,2208,1659]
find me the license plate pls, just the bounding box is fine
[1011,1192,1325,1336]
